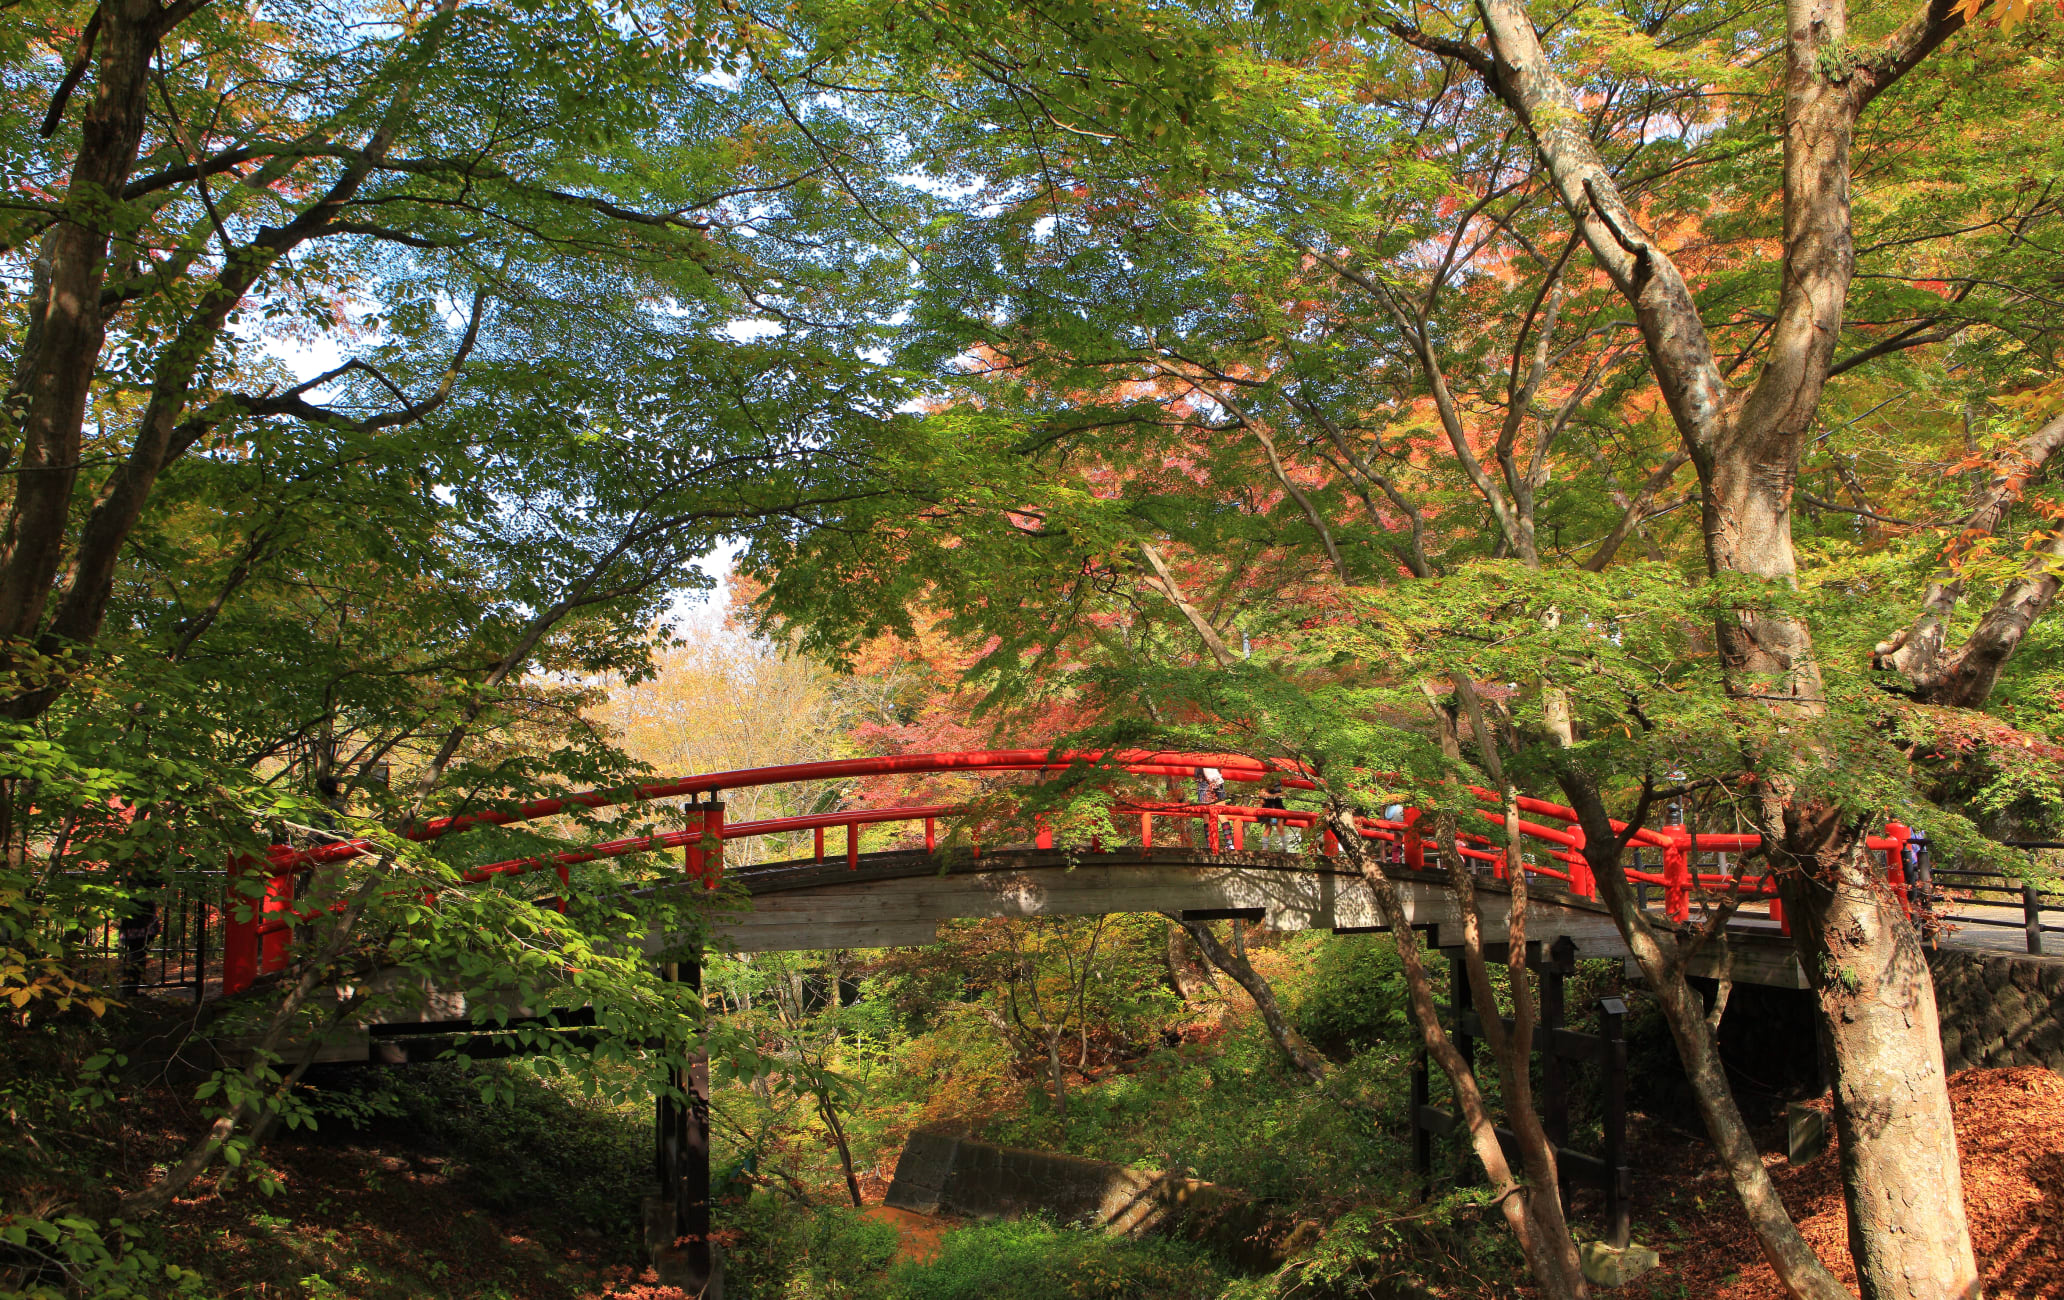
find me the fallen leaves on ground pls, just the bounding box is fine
[1613,1067,2062,1299]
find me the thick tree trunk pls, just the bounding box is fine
[0,0,167,645]
[1781,822,1979,1300]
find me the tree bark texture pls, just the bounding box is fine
[1781,823,1979,1300]
[1,0,171,647]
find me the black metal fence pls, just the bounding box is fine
[1926,842,2064,956]
[58,871,223,1000]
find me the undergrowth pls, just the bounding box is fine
[724,1204,1228,1300]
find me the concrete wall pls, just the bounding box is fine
[1930,949,2064,1073]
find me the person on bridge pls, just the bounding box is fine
[1195,767,1225,805]
[1260,782,1288,851]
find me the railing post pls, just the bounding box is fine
[689,804,722,895]
[1207,809,1221,854]
[684,803,705,884]
[815,825,825,863]
[1566,823,1592,898]
[1231,817,1244,852]
[1403,807,1423,870]
[2028,882,2045,956]
[260,866,293,975]
[710,801,724,886]
[1036,814,1053,851]
[846,820,859,870]
[1322,822,1338,857]
[924,817,936,854]
[1886,821,1912,916]
[1141,813,1153,851]
[1411,1042,1432,1202]
[1663,837,1691,923]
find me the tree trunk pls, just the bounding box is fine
[1172,916,1327,1082]
[0,0,168,648]
[1560,775,1853,1300]
[1875,409,2064,700]
[816,1090,864,1208]
[1436,0,1988,1289]
[1045,1031,1068,1122]
[1902,528,2064,708]
[1164,918,1219,1003]
[1329,807,1587,1300]
[1781,823,1979,1300]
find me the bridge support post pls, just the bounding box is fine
[656,950,716,1294]
[1537,939,1575,1207]
[1410,1042,1432,1200]
[684,797,724,889]
[1598,996,1631,1250]
[1449,953,1475,1083]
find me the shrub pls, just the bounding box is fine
[722,1196,900,1299]
[1287,938,1408,1059]
[889,1216,1224,1300]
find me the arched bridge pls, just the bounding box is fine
[221,748,1919,995]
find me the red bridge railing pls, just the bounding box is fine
[218,752,1917,994]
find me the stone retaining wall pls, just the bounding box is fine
[1930,949,2064,1073]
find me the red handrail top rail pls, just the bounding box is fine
[273,750,1319,870]
[718,805,959,842]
